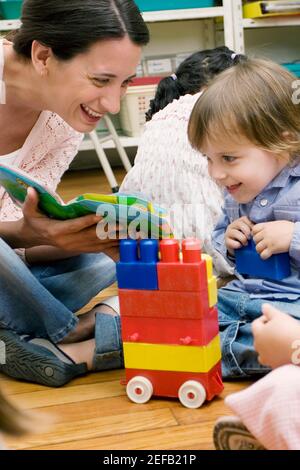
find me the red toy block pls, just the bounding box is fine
[119,288,210,319]
[121,307,219,346]
[158,239,208,292]
[124,361,223,402]
[182,238,202,262]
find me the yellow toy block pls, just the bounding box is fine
[201,253,213,279]
[201,253,217,307]
[123,334,221,373]
[208,276,218,308]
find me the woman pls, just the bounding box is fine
[120,47,244,275]
[0,0,149,386]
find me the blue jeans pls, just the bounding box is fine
[218,288,300,379]
[0,237,116,343]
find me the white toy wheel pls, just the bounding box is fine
[126,376,153,404]
[178,380,206,408]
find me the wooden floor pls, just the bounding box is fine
[2,168,251,450]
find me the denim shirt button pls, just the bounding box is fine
[260,198,268,207]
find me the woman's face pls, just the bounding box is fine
[43,36,141,133]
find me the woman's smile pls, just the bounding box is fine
[80,103,103,124]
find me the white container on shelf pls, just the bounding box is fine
[119,76,161,137]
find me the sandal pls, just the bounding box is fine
[0,329,88,387]
[213,416,265,450]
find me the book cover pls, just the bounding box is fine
[0,163,172,239]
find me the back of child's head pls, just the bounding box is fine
[145,46,245,121]
[0,386,31,437]
[188,57,300,160]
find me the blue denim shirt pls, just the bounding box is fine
[212,163,300,300]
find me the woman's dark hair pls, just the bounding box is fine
[146,46,246,121]
[12,0,149,60]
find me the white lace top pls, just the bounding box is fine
[0,148,20,165]
[0,40,83,258]
[0,111,83,223]
[120,92,233,275]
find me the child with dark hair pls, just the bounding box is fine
[120,47,245,275]
[145,47,241,121]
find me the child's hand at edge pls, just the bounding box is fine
[252,303,300,369]
[252,220,295,260]
[225,216,253,256]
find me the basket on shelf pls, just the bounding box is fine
[119,76,161,137]
[0,0,23,19]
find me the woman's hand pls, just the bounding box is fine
[252,304,300,369]
[252,220,294,260]
[18,187,120,254]
[225,216,253,256]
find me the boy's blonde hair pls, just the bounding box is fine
[0,387,31,436]
[188,58,300,159]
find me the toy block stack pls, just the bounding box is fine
[116,238,223,408]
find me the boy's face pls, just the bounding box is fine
[202,138,287,204]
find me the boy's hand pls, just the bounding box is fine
[252,220,294,260]
[252,304,300,369]
[225,216,253,255]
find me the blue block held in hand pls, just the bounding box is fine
[235,238,291,281]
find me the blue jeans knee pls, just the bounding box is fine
[0,238,116,343]
[93,313,123,371]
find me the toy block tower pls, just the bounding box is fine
[117,238,223,408]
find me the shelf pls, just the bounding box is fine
[142,7,224,22]
[0,8,225,31]
[242,16,300,28]
[79,134,139,152]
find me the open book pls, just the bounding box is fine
[0,163,172,238]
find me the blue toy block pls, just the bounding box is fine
[235,238,291,281]
[117,239,159,290]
